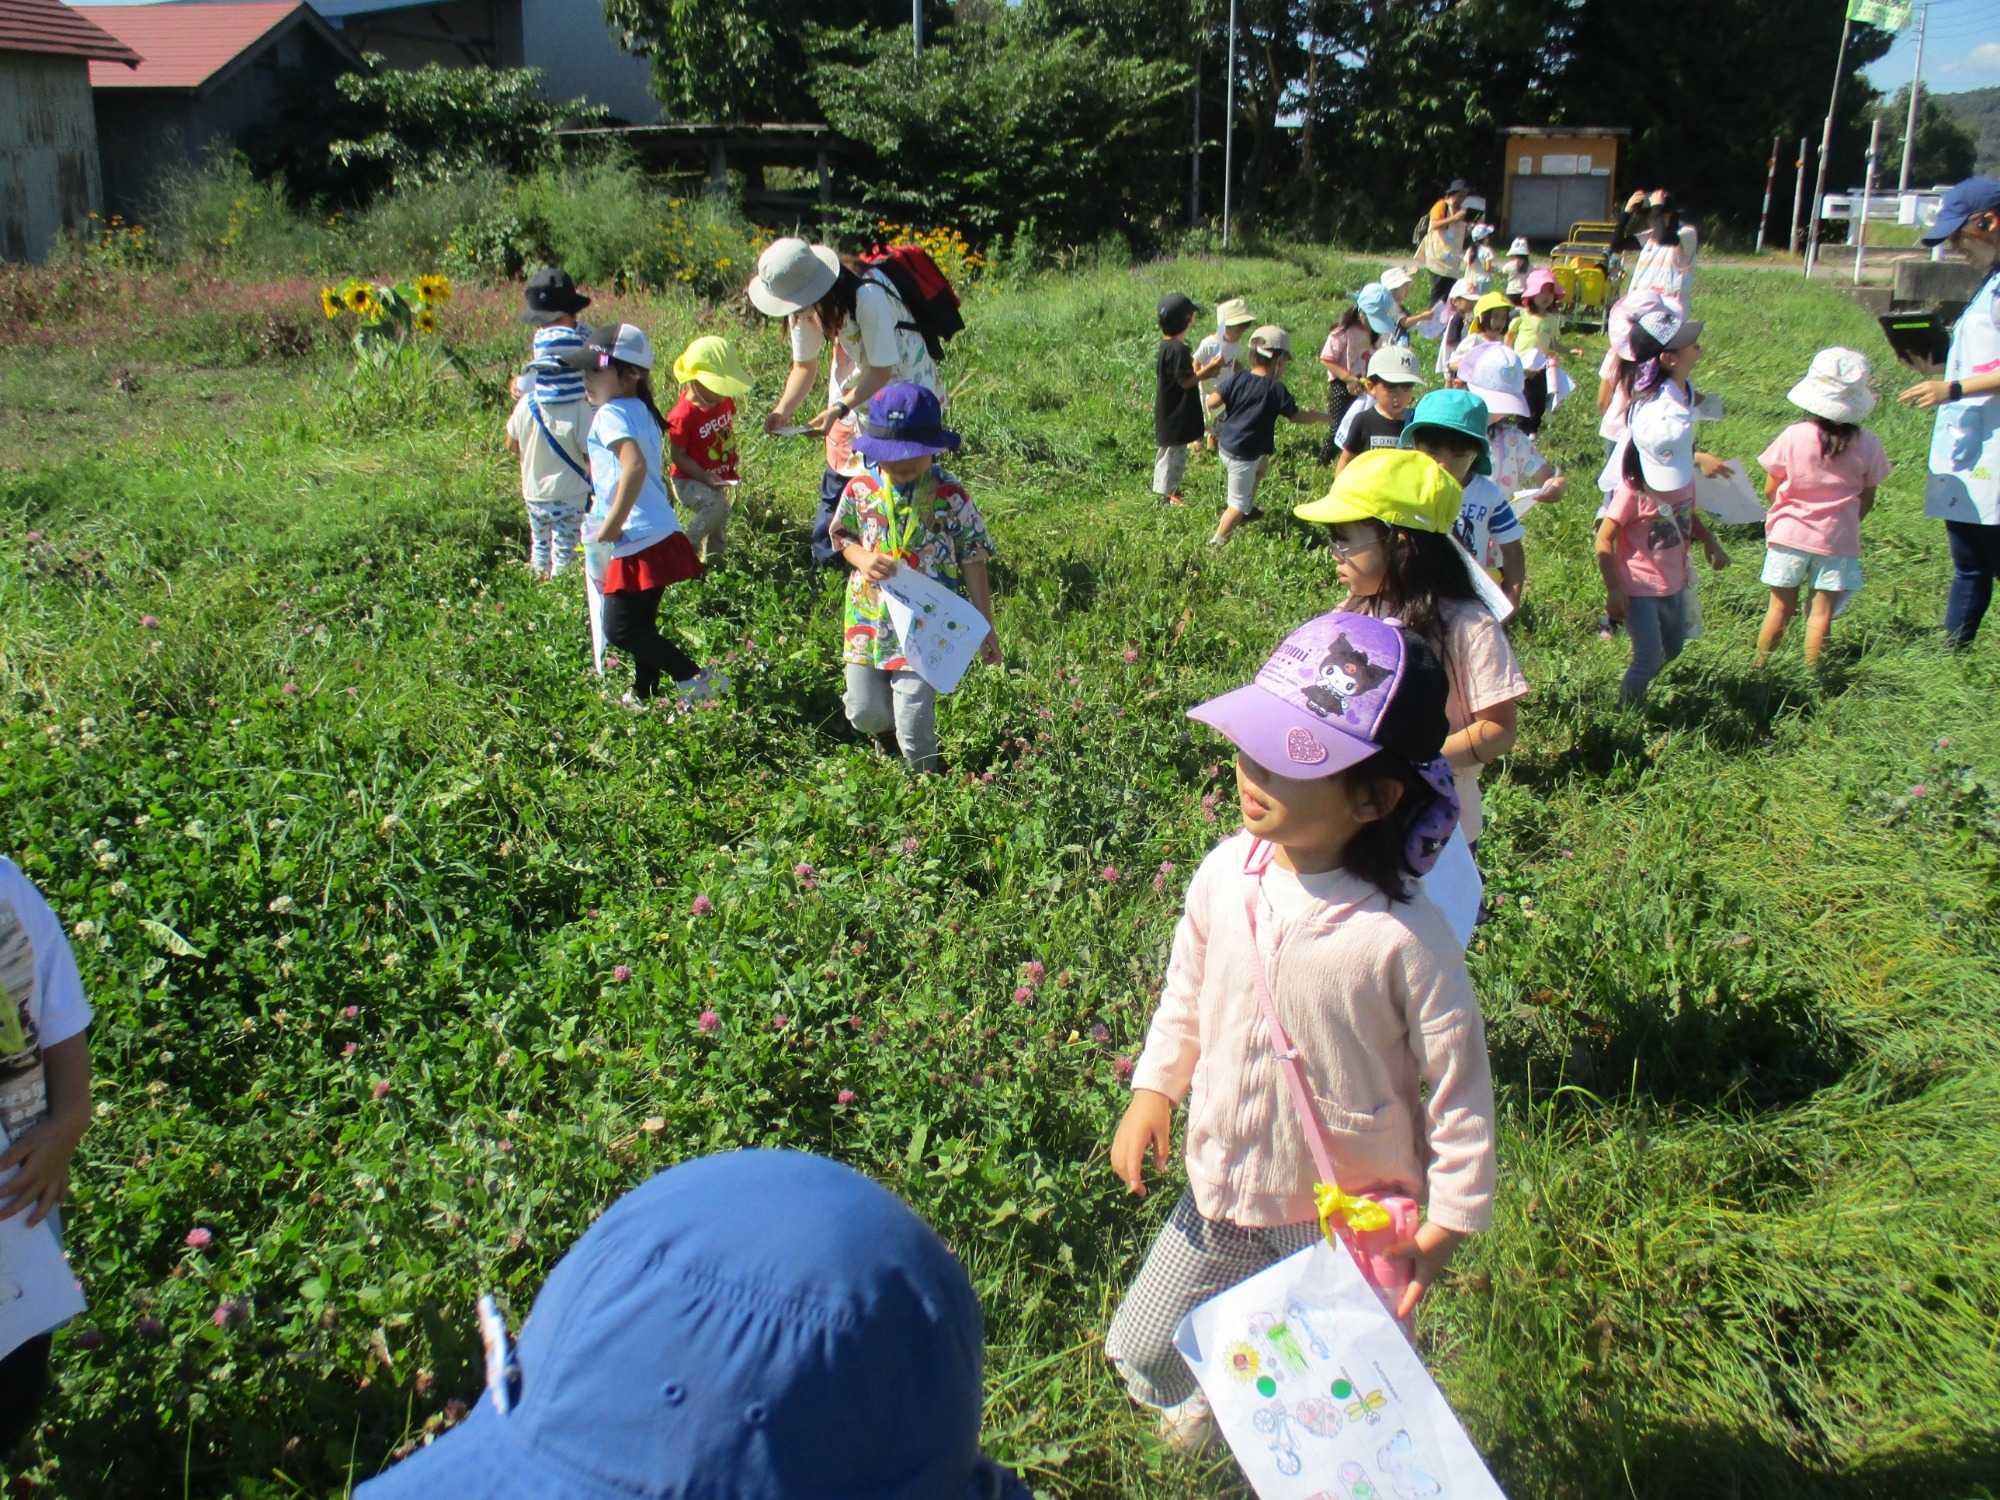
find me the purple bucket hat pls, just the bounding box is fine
[1188,612,1461,874]
[852,383,960,463]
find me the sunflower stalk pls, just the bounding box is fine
[317,274,455,369]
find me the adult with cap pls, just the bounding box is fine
[358,1149,1030,1500]
[1618,189,1699,313]
[1420,180,1479,307]
[1897,177,2000,647]
[749,238,943,569]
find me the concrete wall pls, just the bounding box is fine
[0,52,104,263]
[522,0,656,124]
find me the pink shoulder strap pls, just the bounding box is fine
[1241,839,1339,1187]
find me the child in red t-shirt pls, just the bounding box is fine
[666,336,752,563]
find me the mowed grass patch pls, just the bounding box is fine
[2,253,1997,1498]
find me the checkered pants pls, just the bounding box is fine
[1105,1190,1322,1408]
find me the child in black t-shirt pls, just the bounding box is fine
[1334,345,1423,477]
[1153,293,1215,507]
[1205,325,1333,545]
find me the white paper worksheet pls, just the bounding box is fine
[1176,1239,1507,1500]
[0,1120,86,1362]
[879,569,991,695]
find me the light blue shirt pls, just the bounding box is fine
[588,398,683,555]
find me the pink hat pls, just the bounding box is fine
[1607,289,1667,362]
[1523,268,1564,302]
[1455,342,1530,418]
[1187,612,1460,872]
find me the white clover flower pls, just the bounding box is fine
[268,895,296,914]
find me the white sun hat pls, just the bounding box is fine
[747,237,842,317]
[1787,347,1878,424]
[1380,266,1414,294]
[1456,342,1530,418]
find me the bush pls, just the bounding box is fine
[329,62,607,190]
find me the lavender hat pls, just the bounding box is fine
[1188,612,1460,874]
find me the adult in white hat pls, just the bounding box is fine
[749,238,943,567]
[1897,177,2000,646]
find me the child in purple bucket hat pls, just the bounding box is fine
[829,382,1001,772]
[1101,611,1498,1453]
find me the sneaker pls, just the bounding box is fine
[1206,534,1227,547]
[1243,505,1265,521]
[1156,1392,1216,1454]
[1596,613,1622,641]
[1166,491,1186,507]
[672,667,731,705]
[618,692,648,713]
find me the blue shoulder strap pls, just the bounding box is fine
[528,396,589,482]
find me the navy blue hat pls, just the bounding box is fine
[359,1151,1027,1500]
[1923,177,2000,244]
[851,383,961,463]
[1158,291,1201,332]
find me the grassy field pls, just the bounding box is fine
[1,249,1997,1499]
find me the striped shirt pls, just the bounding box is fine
[532,323,591,404]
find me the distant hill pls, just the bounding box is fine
[1936,86,2000,176]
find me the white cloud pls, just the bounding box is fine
[1939,40,2000,76]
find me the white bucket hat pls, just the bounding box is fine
[1628,391,1696,491]
[1216,296,1256,329]
[1456,342,1530,417]
[747,237,842,317]
[1788,347,1877,423]
[1447,276,1480,304]
[1380,266,1414,294]
[1507,237,1531,257]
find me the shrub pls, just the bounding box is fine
[329,62,607,190]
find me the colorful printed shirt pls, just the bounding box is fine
[831,464,995,669]
[0,858,92,1143]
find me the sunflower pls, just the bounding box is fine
[341,283,374,314]
[415,273,452,307]
[414,308,440,335]
[319,286,341,320]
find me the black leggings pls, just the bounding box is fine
[1522,367,1551,435]
[1429,270,1456,309]
[0,1332,52,1455]
[601,586,698,701]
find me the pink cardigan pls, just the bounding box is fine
[1130,832,1497,1234]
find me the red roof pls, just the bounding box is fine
[0,0,141,64]
[75,2,303,88]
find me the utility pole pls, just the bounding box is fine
[1899,2,1929,193]
[1755,135,1780,254]
[1222,0,1237,249]
[1804,10,1853,278]
[1789,135,1809,253]
[1192,67,1201,227]
[1854,115,1880,285]
[912,0,921,58]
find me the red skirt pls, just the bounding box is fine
[603,532,704,594]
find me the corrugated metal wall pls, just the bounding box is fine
[0,51,104,263]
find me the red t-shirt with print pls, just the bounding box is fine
[666,393,739,483]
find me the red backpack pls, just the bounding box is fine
[860,240,965,362]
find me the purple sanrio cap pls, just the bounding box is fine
[1188,611,1461,873]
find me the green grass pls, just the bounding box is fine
[2,250,1998,1499]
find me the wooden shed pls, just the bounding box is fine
[1496,126,1627,246]
[0,0,139,262]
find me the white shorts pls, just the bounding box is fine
[1220,451,1268,513]
[1762,544,1861,594]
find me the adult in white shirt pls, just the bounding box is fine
[748,238,943,567]
[1620,189,1698,313]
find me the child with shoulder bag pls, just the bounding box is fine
[1103,609,1496,1451]
[665,336,752,564]
[504,270,595,578]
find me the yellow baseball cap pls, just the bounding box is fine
[671,335,752,397]
[1294,449,1464,533]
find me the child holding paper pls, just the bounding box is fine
[0,854,95,1455]
[1103,611,1495,1450]
[665,335,752,564]
[831,383,1000,772]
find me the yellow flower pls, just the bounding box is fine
[355,290,381,319]
[341,284,373,314]
[414,309,440,334]
[320,287,341,320]
[415,273,452,307]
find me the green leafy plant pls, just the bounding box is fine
[317,272,457,366]
[328,62,607,190]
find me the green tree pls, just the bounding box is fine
[1877,86,1979,187]
[328,62,605,190]
[808,10,1190,244]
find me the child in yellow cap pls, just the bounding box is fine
[667,335,752,563]
[1296,450,1527,855]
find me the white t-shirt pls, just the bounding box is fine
[506,394,592,506]
[0,858,92,1141]
[1195,331,1247,408]
[789,271,941,477]
[1629,223,1699,310]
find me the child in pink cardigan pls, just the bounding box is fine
[1103,611,1497,1451]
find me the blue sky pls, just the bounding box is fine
[1863,0,2000,96]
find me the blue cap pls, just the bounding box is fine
[1923,177,2000,244]
[1356,283,1398,337]
[359,1151,1027,1500]
[1399,389,1494,476]
[851,382,961,463]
